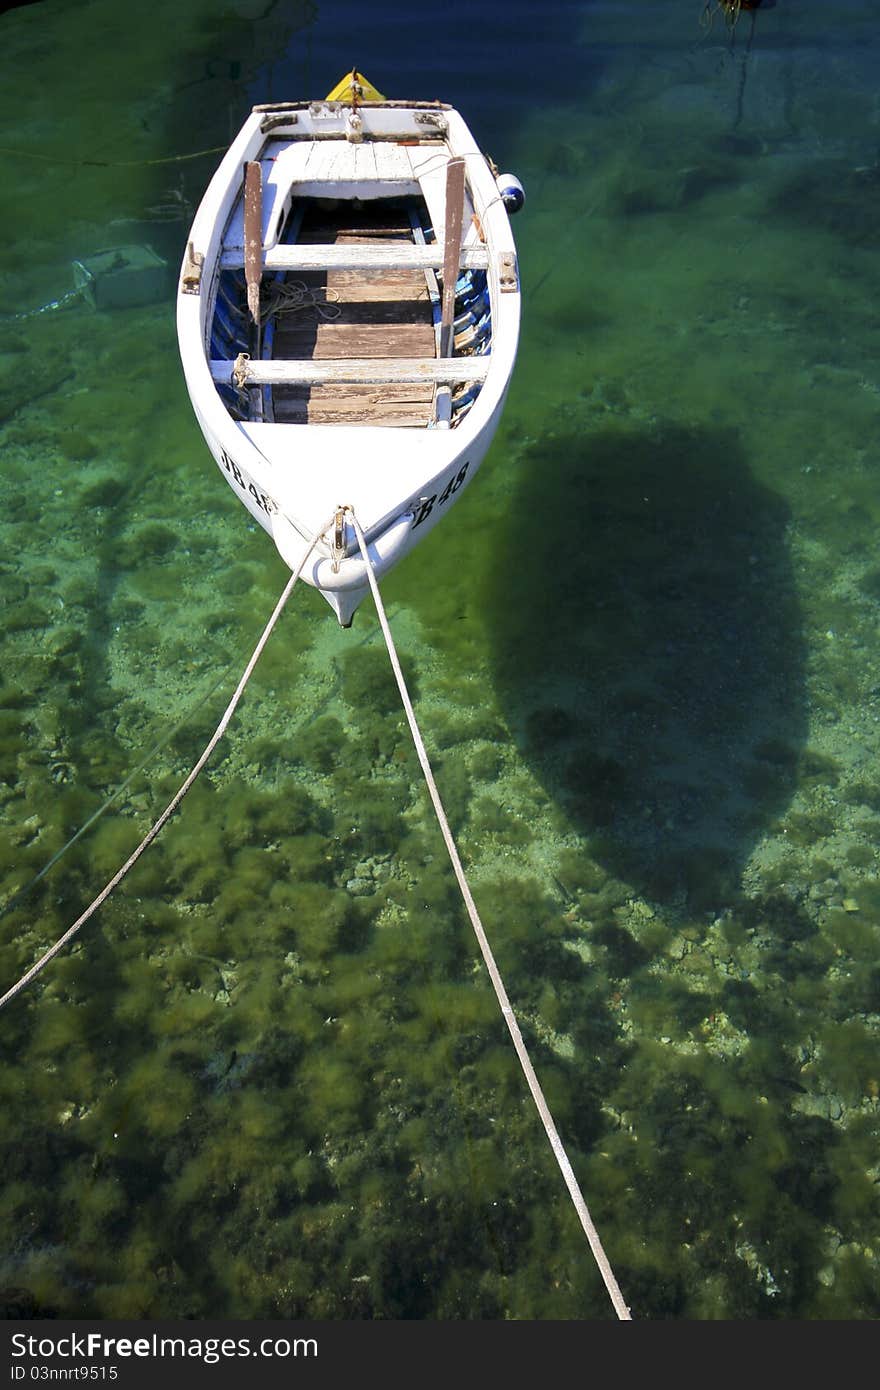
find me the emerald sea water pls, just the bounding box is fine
[1,0,879,1319]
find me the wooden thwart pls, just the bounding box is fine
[220,243,490,272]
[210,356,489,386]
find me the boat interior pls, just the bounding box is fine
[210,190,492,429]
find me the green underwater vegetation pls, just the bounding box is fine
[1,0,879,1324]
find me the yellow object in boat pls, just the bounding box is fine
[325,69,386,104]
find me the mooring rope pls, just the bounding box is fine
[346,508,632,1321]
[0,144,226,168]
[1,502,631,1316]
[0,518,334,1014]
[2,285,89,323]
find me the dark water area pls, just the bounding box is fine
[256,0,593,121]
[1,0,879,1323]
[491,419,808,904]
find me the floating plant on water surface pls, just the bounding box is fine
[700,0,763,34]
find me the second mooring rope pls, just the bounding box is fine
[346,507,632,1322]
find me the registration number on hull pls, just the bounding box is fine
[219,449,276,516]
[411,462,470,529]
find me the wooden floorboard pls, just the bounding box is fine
[270,205,436,426]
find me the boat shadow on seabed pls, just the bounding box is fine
[490,416,807,911]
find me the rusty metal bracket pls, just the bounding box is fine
[330,505,348,572]
[415,111,448,134]
[181,241,204,294]
[232,352,251,390]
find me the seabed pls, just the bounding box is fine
[0,0,878,1320]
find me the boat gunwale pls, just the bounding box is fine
[252,100,453,113]
[177,103,520,578]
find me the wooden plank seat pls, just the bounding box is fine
[218,243,490,272]
[209,356,489,386]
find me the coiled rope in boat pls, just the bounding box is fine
[259,278,341,324]
[346,508,632,1321]
[0,506,631,1319]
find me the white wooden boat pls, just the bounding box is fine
[176,71,523,625]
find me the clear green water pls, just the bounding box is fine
[1,0,879,1319]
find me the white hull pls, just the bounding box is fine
[176,82,521,625]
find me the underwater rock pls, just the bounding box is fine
[547,142,584,178]
[769,159,880,250]
[80,475,129,509]
[0,1286,42,1319]
[0,365,66,425]
[5,597,49,633]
